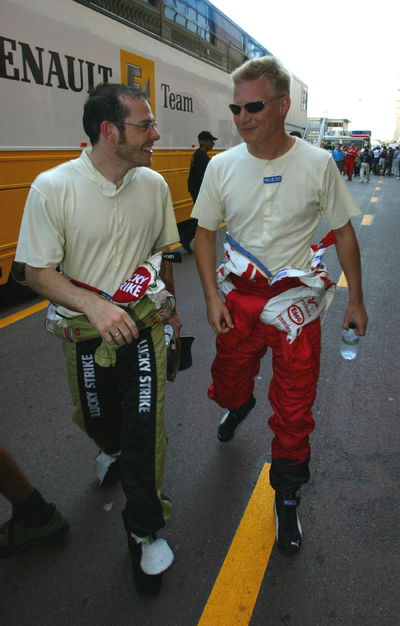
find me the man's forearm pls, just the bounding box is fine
[25,265,140,343]
[194,226,219,302]
[25,265,99,312]
[333,220,368,334]
[194,226,234,334]
[333,222,364,304]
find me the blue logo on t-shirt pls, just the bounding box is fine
[263,176,282,184]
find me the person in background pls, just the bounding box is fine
[360,146,372,182]
[384,147,394,176]
[391,145,400,178]
[0,442,69,557]
[353,154,361,178]
[193,55,367,555]
[373,146,381,174]
[332,144,344,172]
[343,143,359,180]
[15,83,181,597]
[179,131,217,253]
[378,146,387,174]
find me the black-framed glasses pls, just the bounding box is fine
[120,120,158,131]
[228,95,285,116]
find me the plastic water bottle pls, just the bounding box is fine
[340,323,359,360]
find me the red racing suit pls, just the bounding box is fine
[208,233,335,492]
[344,146,359,180]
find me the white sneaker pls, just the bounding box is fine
[132,535,174,575]
[94,450,120,485]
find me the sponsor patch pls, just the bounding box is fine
[112,266,152,303]
[288,305,305,326]
[263,175,282,184]
[157,309,169,321]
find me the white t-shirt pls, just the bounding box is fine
[16,150,179,298]
[192,139,360,274]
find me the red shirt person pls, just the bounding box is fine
[343,143,359,180]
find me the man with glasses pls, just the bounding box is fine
[193,56,367,555]
[16,83,181,596]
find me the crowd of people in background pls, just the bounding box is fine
[323,142,400,181]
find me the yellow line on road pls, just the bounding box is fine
[0,300,48,328]
[370,197,378,203]
[338,273,348,287]
[198,463,276,626]
[361,214,374,225]
[375,186,381,190]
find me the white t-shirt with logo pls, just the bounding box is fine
[192,138,360,275]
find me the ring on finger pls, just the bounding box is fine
[112,331,121,337]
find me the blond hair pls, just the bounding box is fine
[231,56,291,95]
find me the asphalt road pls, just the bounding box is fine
[0,173,399,626]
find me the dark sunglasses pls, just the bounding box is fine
[229,95,285,116]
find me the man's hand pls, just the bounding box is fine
[24,265,139,345]
[207,295,234,334]
[166,309,182,338]
[194,226,234,334]
[85,297,139,345]
[342,303,368,336]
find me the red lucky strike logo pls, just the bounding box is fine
[112,266,152,303]
[288,304,305,326]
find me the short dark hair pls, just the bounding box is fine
[83,83,148,145]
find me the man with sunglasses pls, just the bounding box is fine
[16,83,181,596]
[193,56,367,554]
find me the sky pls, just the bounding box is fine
[210,0,399,142]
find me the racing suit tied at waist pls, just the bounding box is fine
[217,233,336,343]
[45,252,175,367]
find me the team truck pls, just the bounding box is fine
[0,0,308,286]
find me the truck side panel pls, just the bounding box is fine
[0,0,307,284]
